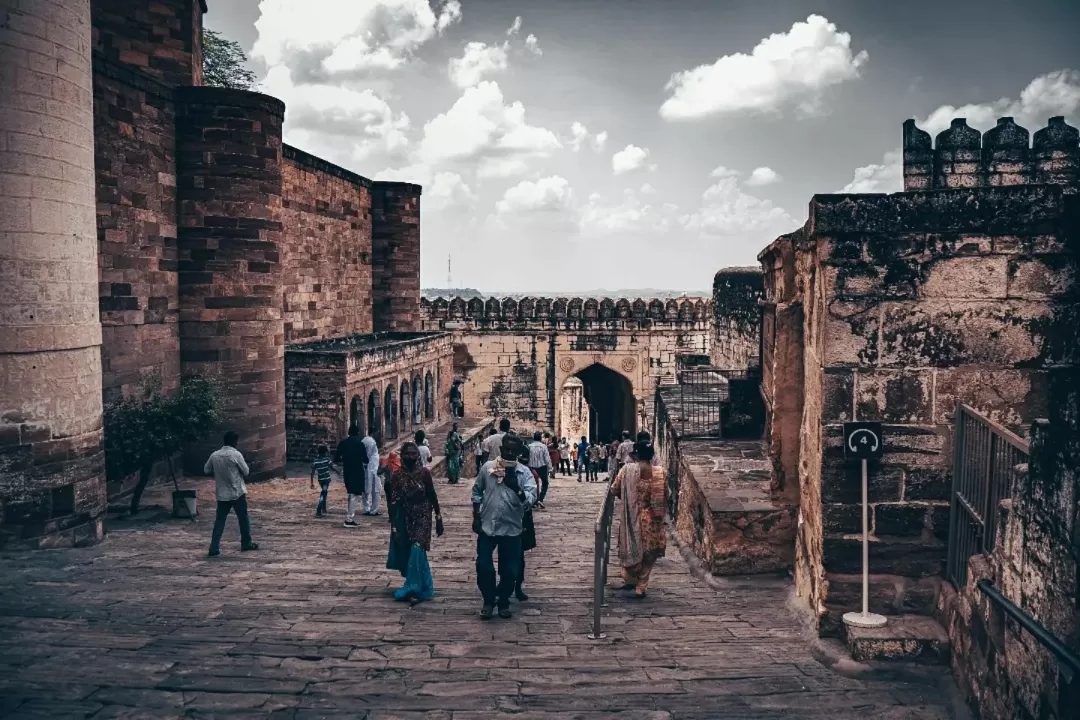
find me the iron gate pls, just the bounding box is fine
[946,402,1030,588]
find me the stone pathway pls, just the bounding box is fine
[0,469,966,718]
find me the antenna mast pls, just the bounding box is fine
[447,255,452,289]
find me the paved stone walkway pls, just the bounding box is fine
[0,469,965,719]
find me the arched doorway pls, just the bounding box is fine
[573,363,635,443]
[412,376,422,425]
[385,386,397,439]
[400,380,409,433]
[367,390,380,439]
[559,376,589,442]
[424,372,434,419]
[350,396,363,434]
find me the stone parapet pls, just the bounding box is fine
[175,85,287,481]
[420,296,712,329]
[1,0,106,549]
[903,116,1079,191]
[712,267,763,371]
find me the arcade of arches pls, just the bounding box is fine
[347,371,437,441]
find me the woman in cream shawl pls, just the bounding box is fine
[610,440,666,598]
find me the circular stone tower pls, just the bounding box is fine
[0,0,107,548]
[175,87,287,481]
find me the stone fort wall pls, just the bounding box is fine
[419,296,714,433]
[761,115,1079,638]
[0,0,427,548]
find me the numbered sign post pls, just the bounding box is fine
[842,422,887,629]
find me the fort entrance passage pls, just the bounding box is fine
[574,362,636,441]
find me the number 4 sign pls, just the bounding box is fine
[844,422,883,461]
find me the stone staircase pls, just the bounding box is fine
[385,415,493,480]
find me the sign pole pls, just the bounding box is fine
[861,458,869,616]
[842,422,887,630]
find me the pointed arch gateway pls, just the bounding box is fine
[561,362,636,443]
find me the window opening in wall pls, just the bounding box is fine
[400,381,409,432]
[350,396,362,434]
[385,386,397,439]
[367,390,380,439]
[412,376,422,425]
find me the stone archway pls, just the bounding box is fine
[569,363,636,443]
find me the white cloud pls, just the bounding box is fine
[426,171,477,212]
[569,122,607,152]
[710,165,741,178]
[260,65,410,165]
[418,81,562,178]
[495,176,574,214]
[839,69,1080,194]
[507,15,522,36]
[840,149,902,194]
[680,177,796,243]
[660,14,868,121]
[253,0,462,81]
[579,188,680,234]
[612,144,650,174]
[525,34,542,56]
[448,41,509,88]
[639,183,656,195]
[745,166,781,186]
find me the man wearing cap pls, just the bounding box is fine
[471,433,537,620]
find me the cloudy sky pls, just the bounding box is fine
[205,0,1080,294]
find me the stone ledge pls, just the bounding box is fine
[675,438,796,575]
[844,614,950,664]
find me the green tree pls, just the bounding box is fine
[201,28,257,90]
[104,373,225,515]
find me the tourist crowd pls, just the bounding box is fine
[201,416,666,616]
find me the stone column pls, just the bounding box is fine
[371,181,422,333]
[175,87,287,481]
[0,0,106,548]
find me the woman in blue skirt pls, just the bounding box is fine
[386,442,444,604]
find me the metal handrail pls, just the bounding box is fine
[977,579,1080,679]
[588,487,616,640]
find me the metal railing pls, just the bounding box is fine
[588,487,616,639]
[671,367,732,439]
[946,402,1030,588]
[978,579,1080,714]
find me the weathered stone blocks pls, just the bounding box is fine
[372,182,422,333]
[175,86,287,481]
[0,0,107,549]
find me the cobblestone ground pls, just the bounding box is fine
[0,470,965,719]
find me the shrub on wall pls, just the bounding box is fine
[104,373,225,514]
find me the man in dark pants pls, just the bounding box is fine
[205,431,258,556]
[472,433,537,619]
[527,430,553,509]
[334,425,370,528]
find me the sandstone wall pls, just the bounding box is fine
[175,86,287,481]
[371,182,422,333]
[92,0,202,88]
[1,0,107,549]
[281,146,373,344]
[285,333,453,462]
[712,267,763,371]
[420,296,712,433]
[775,175,1075,635]
[93,57,180,409]
[559,380,589,442]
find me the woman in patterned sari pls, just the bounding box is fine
[610,440,666,599]
[386,442,444,604]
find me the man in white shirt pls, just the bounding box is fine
[527,431,554,509]
[481,418,511,464]
[362,429,381,516]
[205,431,258,557]
[615,430,634,472]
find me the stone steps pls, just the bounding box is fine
[843,614,950,664]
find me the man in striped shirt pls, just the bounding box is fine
[310,445,334,518]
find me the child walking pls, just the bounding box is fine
[311,445,334,517]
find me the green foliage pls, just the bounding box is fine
[103,373,225,485]
[201,29,257,90]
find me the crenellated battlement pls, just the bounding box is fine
[903,115,1079,191]
[419,295,713,328]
